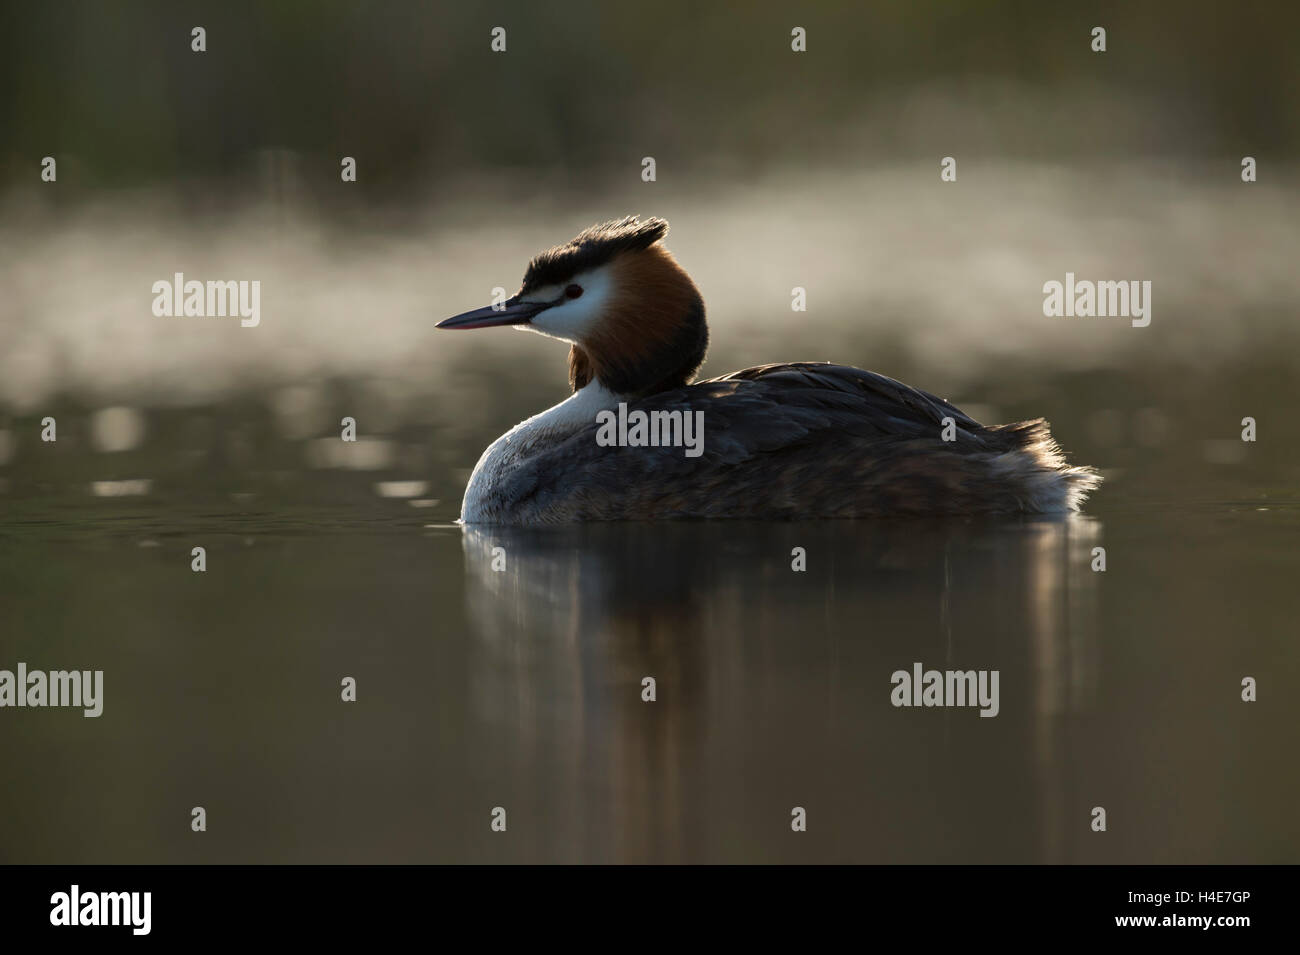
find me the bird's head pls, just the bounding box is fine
[437,216,708,398]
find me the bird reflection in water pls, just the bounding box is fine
[455,517,1101,863]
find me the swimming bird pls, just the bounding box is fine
[437,216,1100,524]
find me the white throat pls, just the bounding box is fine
[460,383,621,523]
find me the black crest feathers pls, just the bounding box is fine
[521,216,669,292]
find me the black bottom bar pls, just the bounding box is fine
[1,864,1283,940]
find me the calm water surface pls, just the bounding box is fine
[1,489,1296,863]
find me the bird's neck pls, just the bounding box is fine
[566,311,708,399]
[535,381,622,436]
[568,248,709,399]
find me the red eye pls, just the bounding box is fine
[565,284,583,299]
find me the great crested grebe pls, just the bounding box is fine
[437,216,1100,524]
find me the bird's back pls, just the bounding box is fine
[478,362,1100,523]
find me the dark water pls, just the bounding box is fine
[1,485,1296,863]
[2,167,1298,862]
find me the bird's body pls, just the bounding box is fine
[439,217,1100,524]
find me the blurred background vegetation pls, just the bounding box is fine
[3,0,1298,206]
